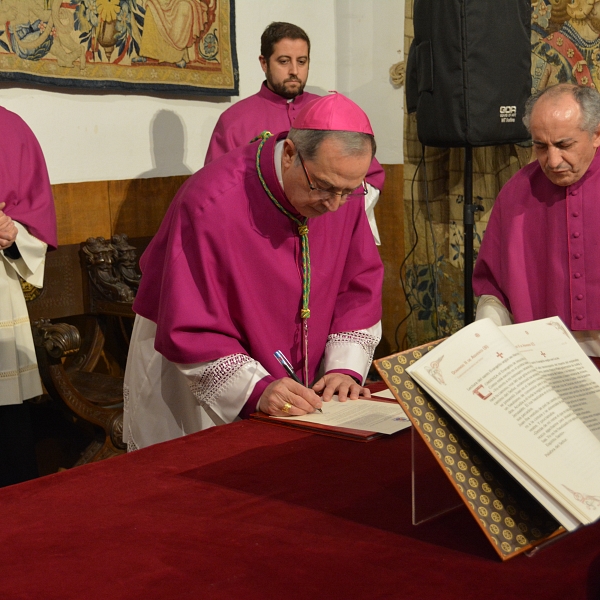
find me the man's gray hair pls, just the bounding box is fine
[523,84,600,135]
[287,129,376,163]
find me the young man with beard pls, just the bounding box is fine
[205,22,385,242]
[204,22,316,164]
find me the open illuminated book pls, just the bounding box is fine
[404,316,600,532]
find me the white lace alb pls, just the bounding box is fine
[187,353,255,407]
[326,330,379,365]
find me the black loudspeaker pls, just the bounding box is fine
[406,0,532,147]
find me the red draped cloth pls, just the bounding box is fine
[0,420,598,599]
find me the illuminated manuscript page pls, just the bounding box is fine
[407,317,600,526]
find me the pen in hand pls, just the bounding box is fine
[274,350,323,413]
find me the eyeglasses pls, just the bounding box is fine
[297,151,368,201]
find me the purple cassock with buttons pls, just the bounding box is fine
[473,150,600,331]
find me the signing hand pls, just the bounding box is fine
[259,377,323,417]
[0,202,17,250]
[312,372,371,403]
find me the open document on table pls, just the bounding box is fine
[273,396,410,435]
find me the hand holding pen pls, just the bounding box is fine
[274,350,323,414]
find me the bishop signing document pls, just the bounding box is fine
[124,93,384,450]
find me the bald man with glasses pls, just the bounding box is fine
[297,149,369,209]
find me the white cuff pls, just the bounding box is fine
[475,295,513,327]
[178,355,270,424]
[1,222,47,287]
[323,322,382,384]
[364,184,381,246]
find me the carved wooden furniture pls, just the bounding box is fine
[31,318,125,464]
[26,235,143,466]
[81,235,135,311]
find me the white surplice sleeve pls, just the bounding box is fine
[364,183,381,246]
[123,315,271,450]
[323,322,382,384]
[3,222,47,287]
[177,355,270,424]
[475,294,514,327]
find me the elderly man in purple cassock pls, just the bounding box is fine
[474,84,600,362]
[0,107,57,485]
[124,92,384,450]
[204,21,386,244]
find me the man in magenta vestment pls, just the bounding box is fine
[124,93,384,450]
[473,84,600,357]
[204,22,385,243]
[0,107,56,485]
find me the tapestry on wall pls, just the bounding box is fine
[0,0,239,96]
[531,0,600,91]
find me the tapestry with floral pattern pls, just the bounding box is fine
[0,0,238,96]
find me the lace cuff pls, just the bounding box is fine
[180,354,270,424]
[324,322,382,384]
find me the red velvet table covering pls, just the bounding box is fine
[0,420,599,599]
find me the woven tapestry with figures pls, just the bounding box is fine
[0,0,238,96]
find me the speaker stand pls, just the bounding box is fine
[462,146,483,326]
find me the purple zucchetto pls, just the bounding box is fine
[292,92,374,135]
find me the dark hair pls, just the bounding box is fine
[260,22,310,63]
[287,129,376,162]
[523,84,600,135]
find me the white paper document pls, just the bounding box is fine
[370,388,396,400]
[274,397,411,435]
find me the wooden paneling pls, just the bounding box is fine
[109,175,189,238]
[52,181,112,245]
[375,164,406,358]
[51,175,188,246]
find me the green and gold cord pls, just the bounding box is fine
[255,132,311,320]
